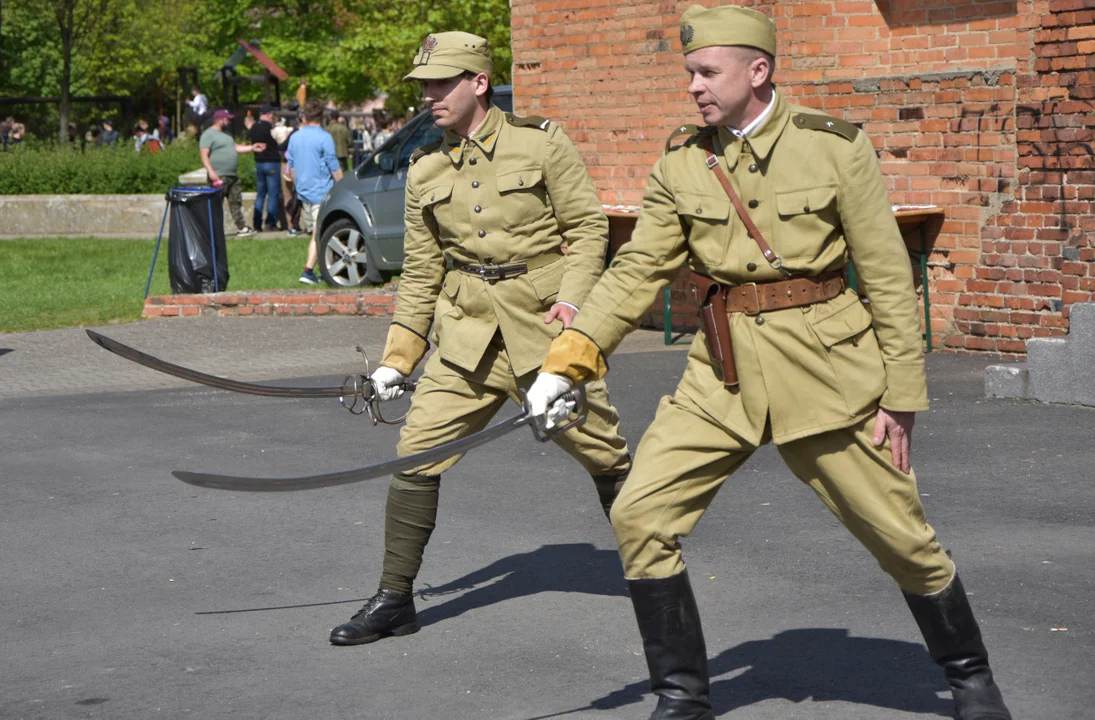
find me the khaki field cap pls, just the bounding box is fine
[404,31,493,81]
[679,4,777,57]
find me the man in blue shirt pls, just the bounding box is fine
[287,98,344,284]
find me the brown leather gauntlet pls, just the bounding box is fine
[689,271,738,387]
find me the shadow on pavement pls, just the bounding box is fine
[415,542,627,627]
[0,349,12,358]
[532,628,952,719]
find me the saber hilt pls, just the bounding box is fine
[522,385,587,442]
[338,346,416,425]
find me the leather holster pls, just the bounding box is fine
[689,271,738,388]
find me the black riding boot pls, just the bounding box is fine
[329,589,419,646]
[627,569,714,720]
[904,575,1012,720]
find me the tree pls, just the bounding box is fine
[50,0,116,145]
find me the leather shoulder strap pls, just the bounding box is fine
[698,134,791,276]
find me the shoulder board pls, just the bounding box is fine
[664,124,714,154]
[505,113,551,131]
[410,138,444,165]
[791,113,860,142]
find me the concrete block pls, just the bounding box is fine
[0,193,258,238]
[984,363,1032,400]
[1069,302,1095,338]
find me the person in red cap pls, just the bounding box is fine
[200,109,266,237]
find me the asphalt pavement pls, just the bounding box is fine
[1,317,1092,719]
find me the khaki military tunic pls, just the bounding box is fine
[380,104,629,477]
[542,91,954,593]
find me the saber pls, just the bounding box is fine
[172,387,587,492]
[86,329,414,423]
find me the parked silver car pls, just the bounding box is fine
[314,86,514,286]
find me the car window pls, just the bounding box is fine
[397,121,443,169]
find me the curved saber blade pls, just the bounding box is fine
[173,411,532,492]
[86,329,345,398]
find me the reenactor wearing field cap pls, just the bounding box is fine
[328,31,631,646]
[526,6,1011,720]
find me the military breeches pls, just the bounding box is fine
[610,388,954,595]
[395,342,630,477]
[378,340,630,594]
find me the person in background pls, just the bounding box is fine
[273,121,302,234]
[295,77,308,110]
[249,104,283,232]
[188,85,209,126]
[200,108,266,237]
[286,98,342,284]
[326,111,352,171]
[133,123,151,152]
[100,120,118,146]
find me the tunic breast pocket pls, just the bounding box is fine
[775,185,838,261]
[498,167,547,230]
[421,182,454,234]
[675,191,730,268]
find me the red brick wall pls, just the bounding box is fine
[510,0,1095,356]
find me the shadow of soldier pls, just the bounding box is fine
[414,542,627,627]
[587,628,953,718]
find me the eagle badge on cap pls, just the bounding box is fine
[422,35,438,51]
[680,24,695,46]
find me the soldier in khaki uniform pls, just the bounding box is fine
[527,6,1010,720]
[328,31,631,646]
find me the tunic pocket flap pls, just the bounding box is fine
[809,297,873,349]
[421,183,453,206]
[776,186,836,217]
[674,192,729,221]
[440,270,461,298]
[497,167,543,192]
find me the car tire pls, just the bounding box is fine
[317,218,385,287]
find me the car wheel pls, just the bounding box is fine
[318,218,384,287]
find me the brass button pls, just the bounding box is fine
[469,158,477,165]
[472,181,480,189]
[746,262,757,272]
[478,230,486,238]
[696,207,703,214]
[474,205,482,213]
[748,199,759,209]
[755,316,765,326]
[803,205,810,212]
[518,178,525,186]
[748,163,758,173]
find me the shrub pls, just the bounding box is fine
[0,142,257,195]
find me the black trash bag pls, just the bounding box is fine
[167,187,229,294]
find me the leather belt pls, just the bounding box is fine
[723,271,845,316]
[454,251,563,281]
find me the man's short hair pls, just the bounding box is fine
[303,98,325,123]
[461,71,494,105]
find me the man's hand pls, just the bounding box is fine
[207,171,221,185]
[872,407,915,473]
[544,302,577,329]
[370,366,406,402]
[526,372,575,429]
[252,142,266,153]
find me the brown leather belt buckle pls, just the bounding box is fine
[740,282,762,316]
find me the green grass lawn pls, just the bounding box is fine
[0,236,320,333]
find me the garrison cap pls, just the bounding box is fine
[404,31,493,81]
[679,4,777,57]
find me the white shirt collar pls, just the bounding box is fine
[726,92,776,139]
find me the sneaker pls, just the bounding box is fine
[287,228,301,236]
[299,268,319,285]
[237,226,256,237]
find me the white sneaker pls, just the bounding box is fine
[237,226,256,237]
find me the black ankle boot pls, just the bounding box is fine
[904,575,1011,720]
[329,588,419,646]
[627,570,714,720]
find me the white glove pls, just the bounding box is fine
[526,372,575,429]
[370,366,406,402]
